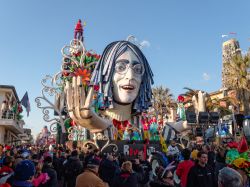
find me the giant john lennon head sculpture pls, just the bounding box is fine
[64,40,154,134]
[91,40,154,114]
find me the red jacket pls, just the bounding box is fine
[176,160,194,187]
[0,166,13,175]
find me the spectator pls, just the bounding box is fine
[218,167,243,187]
[75,157,108,187]
[12,160,35,187]
[99,154,120,186]
[149,163,175,187]
[32,162,50,187]
[137,151,152,187]
[214,147,227,185]
[176,149,194,187]
[187,151,216,187]
[0,156,14,184]
[52,152,63,181]
[41,156,57,187]
[63,150,83,187]
[167,140,180,157]
[202,145,215,170]
[112,161,140,187]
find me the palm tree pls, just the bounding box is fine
[225,54,250,115]
[181,87,200,112]
[152,86,174,122]
[205,96,237,117]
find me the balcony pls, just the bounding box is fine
[0,110,24,134]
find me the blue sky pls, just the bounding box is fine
[1,0,250,136]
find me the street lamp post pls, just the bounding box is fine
[229,105,237,140]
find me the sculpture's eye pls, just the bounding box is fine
[133,64,144,75]
[115,61,127,73]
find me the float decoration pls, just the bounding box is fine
[226,136,250,176]
[35,19,100,134]
[177,95,186,121]
[35,74,67,133]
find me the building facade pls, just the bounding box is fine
[222,38,241,88]
[19,128,34,144]
[0,85,25,145]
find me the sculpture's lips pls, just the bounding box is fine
[121,85,135,90]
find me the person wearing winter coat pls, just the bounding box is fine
[112,161,140,187]
[41,156,57,187]
[75,157,109,187]
[32,162,50,187]
[186,151,216,187]
[11,160,35,187]
[137,151,152,187]
[176,149,194,187]
[63,150,83,187]
[0,156,14,185]
[99,154,120,186]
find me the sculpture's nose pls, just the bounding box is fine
[124,66,134,80]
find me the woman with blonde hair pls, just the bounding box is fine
[112,161,140,187]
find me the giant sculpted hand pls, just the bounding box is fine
[65,76,111,133]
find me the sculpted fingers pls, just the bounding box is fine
[65,80,80,123]
[84,86,94,109]
[78,76,86,108]
[65,81,73,111]
[72,76,81,119]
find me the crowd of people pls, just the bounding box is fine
[0,139,248,187]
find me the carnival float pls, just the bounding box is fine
[35,20,249,167]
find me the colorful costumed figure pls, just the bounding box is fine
[131,127,142,140]
[123,126,132,140]
[141,113,150,140]
[36,126,51,146]
[149,116,160,141]
[176,95,186,121]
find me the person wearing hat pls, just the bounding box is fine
[12,160,35,187]
[75,157,108,187]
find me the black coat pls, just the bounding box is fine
[53,156,63,180]
[41,162,58,187]
[99,158,120,186]
[186,164,216,187]
[149,180,172,187]
[112,171,139,187]
[63,156,83,187]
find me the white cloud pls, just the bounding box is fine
[126,36,151,49]
[202,72,211,81]
[140,40,151,48]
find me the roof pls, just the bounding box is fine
[0,85,20,101]
[209,90,223,96]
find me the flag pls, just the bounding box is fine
[221,34,228,38]
[21,91,30,117]
[237,136,248,153]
